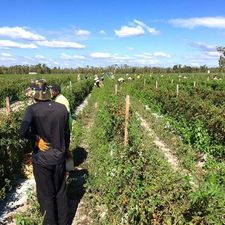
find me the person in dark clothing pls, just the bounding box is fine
[20,79,70,225]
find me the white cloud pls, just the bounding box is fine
[169,17,225,29]
[115,19,160,37]
[37,40,85,49]
[134,19,160,35]
[90,52,111,58]
[0,26,45,41]
[115,25,144,37]
[35,55,45,59]
[90,52,132,63]
[152,52,171,58]
[135,58,159,65]
[136,52,171,59]
[0,52,12,57]
[127,47,134,51]
[60,53,85,60]
[136,53,153,59]
[190,62,200,67]
[0,40,37,49]
[206,51,220,57]
[0,57,16,61]
[190,41,216,51]
[99,30,106,35]
[75,29,91,36]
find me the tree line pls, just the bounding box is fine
[0,46,225,75]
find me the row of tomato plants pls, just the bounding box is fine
[84,79,224,224]
[0,79,93,200]
[143,73,225,108]
[0,73,87,108]
[126,75,225,159]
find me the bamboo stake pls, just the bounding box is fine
[124,95,130,147]
[6,97,11,116]
[115,84,118,95]
[176,84,179,97]
[155,81,158,89]
[144,79,146,87]
[193,81,196,88]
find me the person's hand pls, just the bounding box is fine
[35,137,50,151]
[66,149,73,159]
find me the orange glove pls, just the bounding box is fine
[35,137,50,151]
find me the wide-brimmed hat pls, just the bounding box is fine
[32,79,51,101]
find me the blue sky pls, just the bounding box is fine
[0,0,225,68]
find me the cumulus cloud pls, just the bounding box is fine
[152,52,171,58]
[35,55,46,59]
[99,30,106,35]
[189,41,216,51]
[115,19,160,37]
[75,29,91,36]
[0,40,37,49]
[127,47,134,51]
[133,19,160,35]
[90,52,111,58]
[0,56,16,61]
[90,52,132,64]
[0,26,45,41]
[136,52,171,59]
[169,17,225,29]
[190,62,201,67]
[37,40,85,49]
[0,52,12,57]
[206,51,220,57]
[60,53,85,60]
[188,41,220,58]
[115,25,144,37]
[89,51,163,66]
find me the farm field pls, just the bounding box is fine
[0,72,224,224]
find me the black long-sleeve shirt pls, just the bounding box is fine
[20,100,70,166]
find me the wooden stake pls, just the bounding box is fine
[176,84,179,97]
[6,97,11,116]
[124,95,130,147]
[155,81,158,89]
[115,84,118,95]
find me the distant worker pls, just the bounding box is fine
[20,79,70,225]
[94,75,104,88]
[51,84,70,113]
[51,84,73,147]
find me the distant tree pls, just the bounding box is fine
[217,46,225,70]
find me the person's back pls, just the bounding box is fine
[20,79,70,225]
[54,93,70,113]
[22,100,70,165]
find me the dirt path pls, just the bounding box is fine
[136,111,198,188]
[69,103,96,225]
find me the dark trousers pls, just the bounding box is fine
[33,162,68,225]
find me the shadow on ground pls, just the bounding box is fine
[67,146,89,225]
